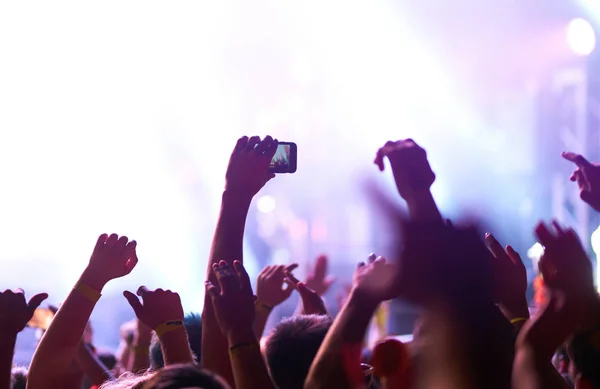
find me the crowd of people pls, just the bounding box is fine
[1,135,600,389]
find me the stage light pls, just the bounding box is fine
[257,195,276,213]
[527,242,544,271]
[567,18,596,56]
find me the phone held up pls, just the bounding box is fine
[269,142,297,174]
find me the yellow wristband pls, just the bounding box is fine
[510,317,528,325]
[255,299,273,312]
[154,320,183,338]
[74,281,102,303]
[229,341,259,357]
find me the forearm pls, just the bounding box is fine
[0,334,17,389]
[128,343,151,373]
[227,330,275,389]
[76,344,115,386]
[253,306,271,339]
[160,327,194,366]
[28,271,102,389]
[406,190,442,223]
[305,291,378,389]
[513,346,570,389]
[202,191,252,387]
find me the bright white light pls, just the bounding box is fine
[567,18,596,56]
[591,225,600,291]
[527,242,545,270]
[257,196,276,213]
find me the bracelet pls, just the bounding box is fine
[229,341,259,357]
[255,299,273,312]
[74,281,102,303]
[154,320,184,338]
[510,317,528,325]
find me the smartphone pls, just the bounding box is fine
[27,308,55,330]
[269,142,297,174]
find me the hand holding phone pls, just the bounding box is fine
[269,142,297,174]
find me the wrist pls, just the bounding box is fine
[222,189,254,206]
[499,298,530,322]
[79,269,107,293]
[226,327,257,346]
[348,289,380,313]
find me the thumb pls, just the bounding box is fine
[123,291,143,317]
[27,293,49,311]
[297,282,314,301]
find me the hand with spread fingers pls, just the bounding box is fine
[305,255,336,297]
[82,234,139,290]
[563,151,600,212]
[285,272,328,316]
[256,264,298,309]
[0,289,48,334]
[206,261,256,339]
[352,254,400,305]
[225,135,279,197]
[123,287,184,332]
[485,233,529,322]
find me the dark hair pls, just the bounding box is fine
[11,367,27,389]
[264,315,332,389]
[142,364,229,389]
[151,313,201,369]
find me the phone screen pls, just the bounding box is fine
[269,142,297,173]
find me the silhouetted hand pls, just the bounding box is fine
[123,287,184,331]
[563,152,600,212]
[285,272,328,315]
[0,289,48,334]
[374,139,436,202]
[225,136,279,197]
[535,221,596,315]
[256,264,298,308]
[485,233,528,320]
[305,255,335,296]
[206,261,255,338]
[352,255,399,305]
[83,234,138,289]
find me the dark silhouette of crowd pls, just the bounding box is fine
[2,135,600,389]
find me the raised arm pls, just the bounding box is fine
[374,139,441,223]
[0,290,47,389]
[253,264,297,338]
[201,135,277,386]
[206,260,275,389]
[484,233,529,330]
[27,234,138,389]
[562,152,600,212]
[304,255,399,389]
[124,286,193,366]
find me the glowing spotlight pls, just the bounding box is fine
[257,195,276,213]
[527,242,544,270]
[567,18,596,56]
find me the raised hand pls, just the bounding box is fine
[82,234,138,290]
[284,272,328,315]
[123,287,184,331]
[352,254,399,305]
[535,222,596,313]
[206,261,255,339]
[225,135,279,197]
[305,255,335,296]
[256,264,298,309]
[485,234,529,321]
[563,152,600,212]
[373,139,436,202]
[0,289,48,334]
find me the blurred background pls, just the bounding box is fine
[1,0,600,362]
